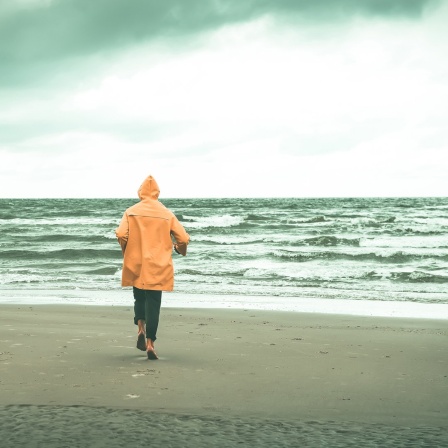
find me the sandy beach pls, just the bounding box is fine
[1,302,447,447]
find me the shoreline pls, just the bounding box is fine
[0,288,447,319]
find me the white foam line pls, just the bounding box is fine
[165,294,448,319]
[0,289,447,319]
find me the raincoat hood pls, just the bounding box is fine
[138,175,160,200]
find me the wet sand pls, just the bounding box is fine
[1,304,447,446]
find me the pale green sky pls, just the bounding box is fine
[1,0,447,197]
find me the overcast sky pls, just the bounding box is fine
[1,0,447,198]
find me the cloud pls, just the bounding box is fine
[0,0,439,86]
[1,0,447,198]
[2,6,447,159]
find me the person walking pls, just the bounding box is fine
[116,175,190,359]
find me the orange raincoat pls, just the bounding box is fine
[115,175,190,290]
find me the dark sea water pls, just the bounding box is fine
[0,197,447,307]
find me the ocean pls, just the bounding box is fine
[1,197,447,313]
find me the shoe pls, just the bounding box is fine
[136,333,146,351]
[146,346,158,360]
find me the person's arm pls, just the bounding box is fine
[171,216,190,256]
[115,212,129,255]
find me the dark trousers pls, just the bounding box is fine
[133,287,162,341]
